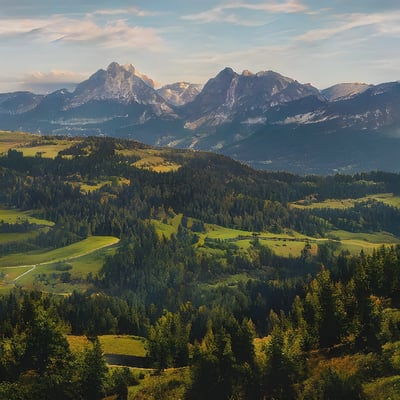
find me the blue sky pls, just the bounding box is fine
[1,0,400,93]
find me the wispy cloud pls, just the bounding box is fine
[0,15,164,50]
[297,11,400,42]
[24,70,87,84]
[91,7,162,17]
[182,0,307,25]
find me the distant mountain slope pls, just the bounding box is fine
[181,67,321,130]
[0,92,44,115]
[1,63,400,174]
[321,83,372,101]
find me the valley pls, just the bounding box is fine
[1,131,400,399]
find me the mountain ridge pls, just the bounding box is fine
[1,62,400,174]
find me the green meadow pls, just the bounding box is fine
[153,214,400,259]
[0,207,54,226]
[291,193,400,210]
[67,335,147,358]
[0,236,119,268]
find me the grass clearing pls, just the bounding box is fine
[67,335,147,357]
[367,193,400,208]
[0,208,54,226]
[327,229,400,244]
[0,230,45,244]
[0,266,33,282]
[0,131,77,158]
[133,155,180,173]
[0,236,119,267]
[0,131,33,154]
[291,193,400,211]
[291,198,357,209]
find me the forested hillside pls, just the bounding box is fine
[1,132,400,399]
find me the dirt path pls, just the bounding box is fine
[3,239,120,282]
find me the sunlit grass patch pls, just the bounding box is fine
[0,236,119,267]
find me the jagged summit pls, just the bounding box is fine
[67,62,171,113]
[182,66,320,128]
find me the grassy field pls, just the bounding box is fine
[133,155,181,173]
[291,193,400,210]
[0,236,119,268]
[291,198,357,209]
[367,193,400,208]
[0,131,34,154]
[0,131,77,158]
[67,335,147,357]
[153,215,398,258]
[0,236,120,293]
[0,266,33,282]
[0,230,46,245]
[0,208,54,226]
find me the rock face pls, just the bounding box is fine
[157,82,203,106]
[67,62,174,115]
[181,68,321,129]
[1,63,400,174]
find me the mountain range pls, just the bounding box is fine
[1,62,400,174]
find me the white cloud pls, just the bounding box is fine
[296,11,400,43]
[0,15,164,50]
[182,0,307,24]
[24,70,87,84]
[91,7,162,17]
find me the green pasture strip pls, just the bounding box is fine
[367,193,400,208]
[57,244,117,277]
[339,240,388,255]
[16,141,75,159]
[67,335,147,357]
[0,131,33,153]
[99,335,147,357]
[260,239,318,257]
[0,208,54,226]
[290,198,356,209]
[0,230,43,244]
[11,242,118,293]
[0,266,33,281]
[204,224,309,240]
[327,229,400,244]
[291,193,400,210]
[0,236,119,267]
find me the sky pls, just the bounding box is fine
[1,0,400,93]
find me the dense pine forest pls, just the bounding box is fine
[1,133,400,399]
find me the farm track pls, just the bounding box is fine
[2,239,120,282]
